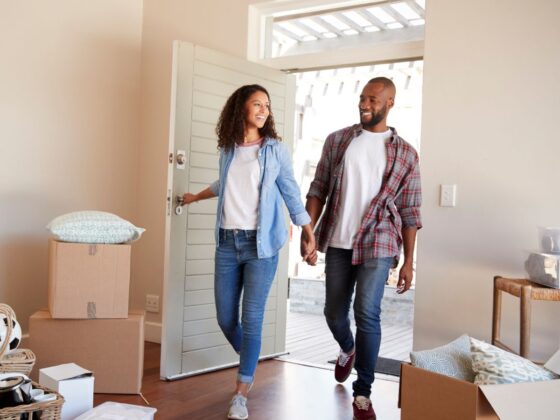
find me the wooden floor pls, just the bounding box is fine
[282,311,412,366]
[94,343,401,419]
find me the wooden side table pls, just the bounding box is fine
[492,275,560,359]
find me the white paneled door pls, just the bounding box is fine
[161,42,295,379]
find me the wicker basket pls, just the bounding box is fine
[0,304,35,376]
[0,382,64,420]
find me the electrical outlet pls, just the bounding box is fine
[145,294,159,313]
[440,184,457,207]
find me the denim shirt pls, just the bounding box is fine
[209,137,311,258]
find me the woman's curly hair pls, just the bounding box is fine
[216,84,280,151]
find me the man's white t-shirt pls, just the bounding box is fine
[329,129,391,249]
[221,140,262,229]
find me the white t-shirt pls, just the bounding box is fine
[329,129,391,249]
[221,140,262,229]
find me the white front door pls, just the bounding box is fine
[161,41,295,379]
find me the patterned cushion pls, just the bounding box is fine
[410,334,475,381]
[470,338,559,385]
[47,211,145,244]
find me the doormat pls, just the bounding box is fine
[328,357,402,377]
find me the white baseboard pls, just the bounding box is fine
[145,321,162,343]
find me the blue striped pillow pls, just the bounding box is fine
[410,334,475,381]
[47,211,145,244]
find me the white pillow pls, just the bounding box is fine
[47,211,145,244]
[410,334,475,381]
[470,338,559,385]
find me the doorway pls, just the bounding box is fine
[161,0,427,378]
[282,60,424,368]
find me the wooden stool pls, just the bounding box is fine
[492,275,560,359]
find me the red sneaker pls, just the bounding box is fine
[334,349,355,383]
[352,396,376,420]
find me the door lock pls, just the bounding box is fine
[175,195,184,215]
[176,150,186,169]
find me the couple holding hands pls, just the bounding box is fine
[182,77,421,420]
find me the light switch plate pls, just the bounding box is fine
[440,184,457,207]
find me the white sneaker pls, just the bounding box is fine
[228,394,248,420]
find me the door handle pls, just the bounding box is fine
[175,195,184,215]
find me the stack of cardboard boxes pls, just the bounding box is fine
[29,240,145,394]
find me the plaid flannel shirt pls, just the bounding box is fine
[307,124,422,265]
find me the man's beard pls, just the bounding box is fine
[361,104,387,129]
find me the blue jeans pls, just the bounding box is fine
[214,229,279,384]
[324,247,393,398]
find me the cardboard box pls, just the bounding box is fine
[39,363,94,420]
[400,363,560,420]
[545,348,560,374]
[29,310,144,394]
[48,239,131,318]
[478,380,560,420]
[399,363,498,420]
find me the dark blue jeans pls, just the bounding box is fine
[324,247,393,398]
[214,229,279,384]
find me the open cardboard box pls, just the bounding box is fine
[399,363,498,420]
[399,348,560,420]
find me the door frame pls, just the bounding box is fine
[247,0,424,70]
[161,41,193,379]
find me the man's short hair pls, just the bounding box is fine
[367,76,395,93]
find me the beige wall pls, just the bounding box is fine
[134,0,268,328]
[415,0,560,359]
[0,1,143,330]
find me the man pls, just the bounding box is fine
[301,77,422,420]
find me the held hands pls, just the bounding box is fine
[396,261,413,294]
[300,229,317,266]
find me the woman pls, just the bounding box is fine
[182,84,315,419]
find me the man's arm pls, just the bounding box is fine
[305,196,324,228]
[397,227,417,294]
[395,149,422,294]
[300,133,334,266]
[300,196,324,265]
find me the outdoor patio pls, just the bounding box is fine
[282,310,413,366]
